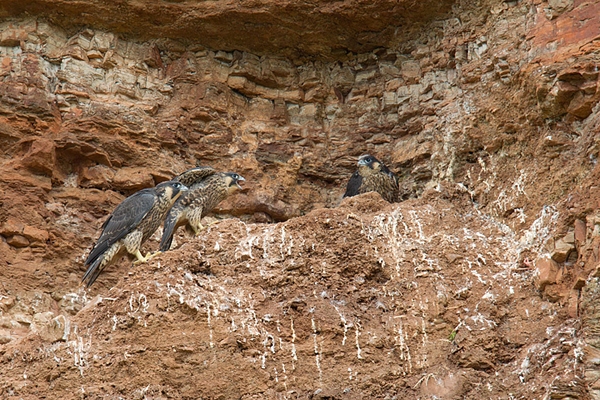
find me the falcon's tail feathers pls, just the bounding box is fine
[82,256,104,287]
[159,214,178,252]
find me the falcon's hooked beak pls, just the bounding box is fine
[176,182,189,193]
[235,175,246,189]
[172,183,189,201]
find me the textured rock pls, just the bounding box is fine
[536,257,559,291]
[0,0,455,58]
[0,192,582,399]
[552,237,576,263]
[1,0,600,397]
[575,219,587,245]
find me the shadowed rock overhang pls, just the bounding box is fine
[0,0,456,58]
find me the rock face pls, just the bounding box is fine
[0,0,455,58]
[2,0,600,398]
[0,192,584,398]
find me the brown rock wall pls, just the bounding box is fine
[0,193,582,398]
[2,0,600,397]
[0,0,456,58]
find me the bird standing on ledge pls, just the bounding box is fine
[159,168,245,252]
[343,154,399,203]
[82,180,188,287]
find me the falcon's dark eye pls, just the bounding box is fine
[365,157,372,163]
[232,174,239,180]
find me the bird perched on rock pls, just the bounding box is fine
[159,167,245,252]
[343,154,399,203]
[82,180,188,287]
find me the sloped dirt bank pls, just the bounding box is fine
[1,190,582,399]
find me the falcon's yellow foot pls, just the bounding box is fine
[132,250,155,265]
[192,223,206,236]
[191,221,219,237]
[144,250,161,262]
[192,221,218,236]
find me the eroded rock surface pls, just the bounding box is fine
[0,192,582,398]
[2,0,600,398]
[0,0,456,58]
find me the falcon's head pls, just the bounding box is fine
[357,154,382,171]
[157,180,189,202]
[224,172,246,193]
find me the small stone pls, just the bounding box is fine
[227,75,247,90]
[59,293,85,315]
[567,91,597,119]
[563,231,575,244]
[551,238,575,263]
[64,45,89,61]
[40,315,69,342]
[33,311,55,325]
[13,313,32,326]
[21,138,56,176]
[142,44,163,69]
[401,60,421,83]
[554,81,579,103]
[0,296,15,311]
[536,257,559,290]
[101,50,121,69]
[7,235,30,248]
[0,218,25,236]
[0,330,13,344]
[22,226,49,245]
[575,219,587,244]
[382,91,399,111]
[86,50,103,59]
[91,31,115,52]
[215,50,233,63]
[581,80,598,95]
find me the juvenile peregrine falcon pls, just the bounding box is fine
[82,180,188,287]
[343,154,399,203]
[159,170,245,252]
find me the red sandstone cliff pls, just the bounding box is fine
[1,0,600,398]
